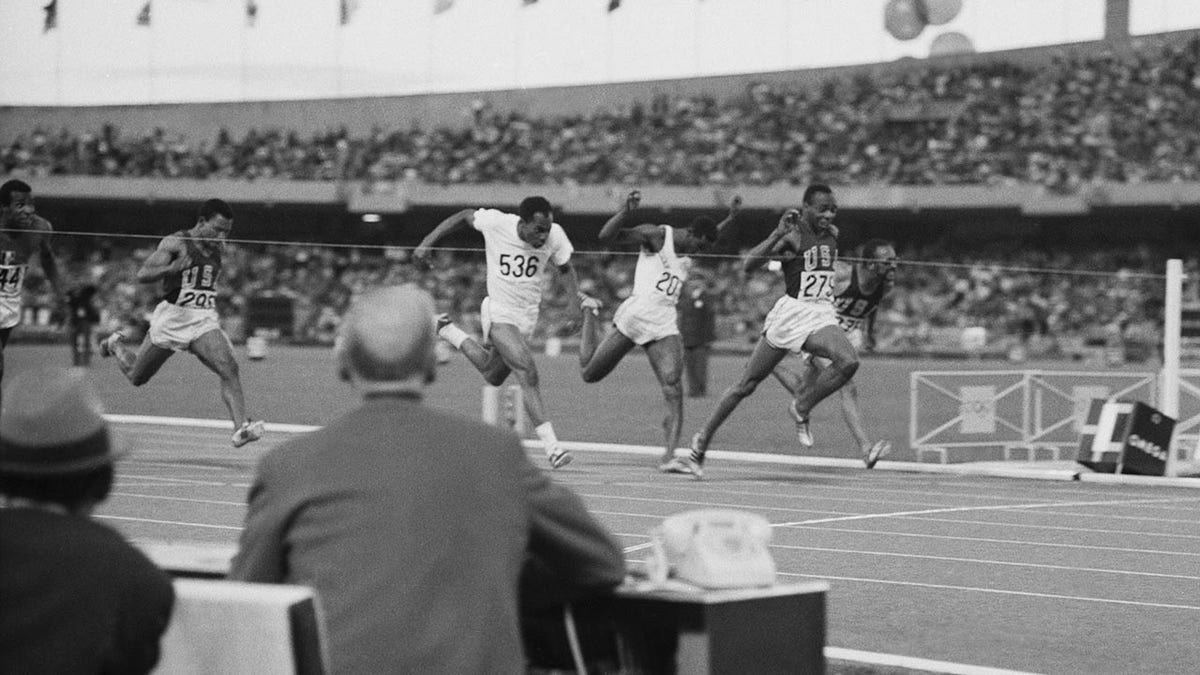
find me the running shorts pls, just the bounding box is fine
[612,295,679,346]
[762,295,839,354]
[148,300,223,352]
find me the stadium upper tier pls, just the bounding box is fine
[2,33,1197,198]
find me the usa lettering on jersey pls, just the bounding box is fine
[176,263,218,309]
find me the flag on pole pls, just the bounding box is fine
[246,0,258,26]
[42,0,57,32]
[339,0,359,25]
[136,0,152,26]
[433,0,453,14]
[608,0,621,12]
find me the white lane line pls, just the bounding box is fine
[112,492,245,507]
[770,544,1200,581]
[824,647,1043,675]
[119,474,231,486]
[775,496,1190,527]
[793,525,1200,557]
[778,572,1200,611]
[886,515,1200,541]
[109,414,317,434]
[991,508,1200,525]
[96,514,241,531]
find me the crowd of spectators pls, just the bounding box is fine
[23,234,1193,363]
[3,36,1198,190]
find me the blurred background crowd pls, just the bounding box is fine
[3,36,1198,191]
[6,33,1200,363]
[28,234,1196,364]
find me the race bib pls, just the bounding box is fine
[0,264,26,297]
[796,270,834,301]
[175,289,217,310]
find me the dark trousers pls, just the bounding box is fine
[683,345,711,397]
[71,326,94,367]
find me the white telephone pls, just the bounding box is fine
[646,509,777,590]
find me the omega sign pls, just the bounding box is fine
[1126,434,1166,462]
[1120,402,1176,476]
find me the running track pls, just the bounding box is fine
[102,420,1200,675]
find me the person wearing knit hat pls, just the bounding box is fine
[231,285,625,674]
[0,367,175,675]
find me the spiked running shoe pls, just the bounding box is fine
[580,297,601,316]
[789,400,814,448]
[659,457,694,475]
[864,440,892,469]
[232,420,266,448]
[684,433,706,479]
[98,332,124,358]
[548,445,573,469]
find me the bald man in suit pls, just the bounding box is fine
[230,285,625,675]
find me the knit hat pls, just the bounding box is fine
[0,368,121,475]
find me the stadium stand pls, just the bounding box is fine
[3,31,1198,359]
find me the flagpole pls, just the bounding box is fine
[55,11,63,104]
[514,2,521,88]
[240,4,247,100]
[605,8,612,82]
[336,0,344,96]
[149,6,156,103]
[427,9,435,92]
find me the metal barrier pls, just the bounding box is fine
[909,369,1158,463]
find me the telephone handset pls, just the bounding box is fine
[647,509,777,589]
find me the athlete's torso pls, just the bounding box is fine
[781,222,838,303]
[0,228,35,305]
[474,209,572,311]
[162,232,222,310]
[833,266,887,331]
[631,226,687,307]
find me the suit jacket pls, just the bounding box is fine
[0,508,175,675]
[230,393,626,675]
[679,287,716,348]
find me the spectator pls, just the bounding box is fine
[0,367,175,675]
[66,283,100,366]
[679,271,718,397]
[229,285,626,674]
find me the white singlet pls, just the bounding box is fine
[473,208,573,315]
[0,261,27,329]
[613,226,688,345]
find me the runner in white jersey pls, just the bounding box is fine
[577,191,737,473]
[0,179,64,414]
[414,196,591,469]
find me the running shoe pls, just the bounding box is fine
[789,400,814,447]
[232,420,266,448]
[434,313,453,333]
[684,433,706,479]
[548,444,573,469]
[659,457,694,475]
[580,296,601,316]
[98,332,124,358]
[864,440,892,469]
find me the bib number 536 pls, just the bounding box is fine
[499,254,539,278]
